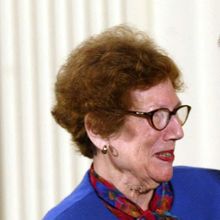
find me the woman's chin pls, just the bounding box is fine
[151,164,174,183]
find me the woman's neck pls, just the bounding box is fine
[93,156,159,210]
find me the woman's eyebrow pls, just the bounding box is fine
[175,101,182,108]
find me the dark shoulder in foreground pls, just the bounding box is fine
[172,166,220,194]
[171,166,220,220]
[173,165,220,182]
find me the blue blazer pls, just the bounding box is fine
[43,166,220,220]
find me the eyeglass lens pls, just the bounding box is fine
[152,106,189,130]
[176,106,189,125]
[152,110,169,130]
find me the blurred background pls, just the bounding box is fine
[0,0,220,219]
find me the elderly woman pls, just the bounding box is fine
[44,25,220,220]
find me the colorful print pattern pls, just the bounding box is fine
[89,165,179,220]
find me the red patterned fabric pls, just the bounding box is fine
[89,165,178,220]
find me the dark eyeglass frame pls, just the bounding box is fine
[125,104,191,131]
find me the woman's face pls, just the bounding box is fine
[107,79,184,185]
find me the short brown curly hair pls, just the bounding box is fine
[52,25,183,158]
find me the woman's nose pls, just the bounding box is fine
[164,115,184,140]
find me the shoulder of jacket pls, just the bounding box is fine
[43,171,97,220]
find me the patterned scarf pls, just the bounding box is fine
[89,166,178,220]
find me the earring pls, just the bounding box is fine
[109,145,118,157]
[101,145,108,154]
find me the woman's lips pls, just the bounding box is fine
[155,150,175,162]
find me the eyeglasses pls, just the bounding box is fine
[125,105,191,131]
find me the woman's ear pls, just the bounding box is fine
[84,114,107,150]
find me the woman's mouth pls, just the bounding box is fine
[155,150,174,162]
